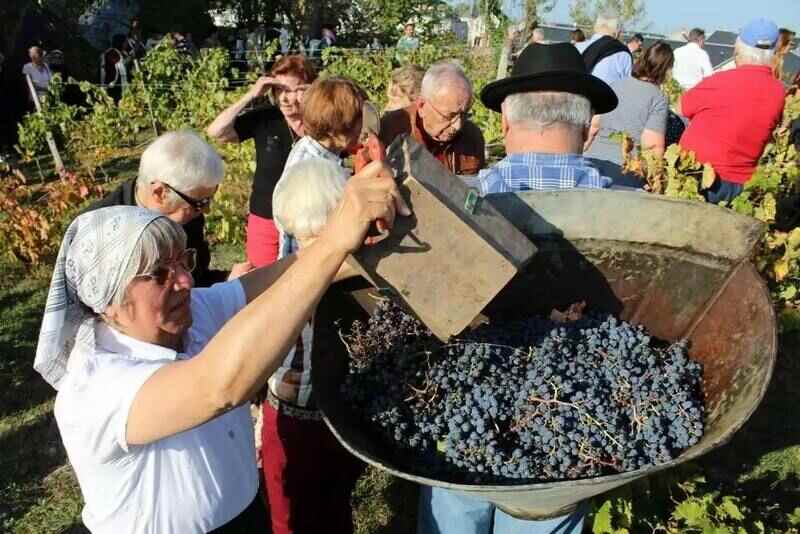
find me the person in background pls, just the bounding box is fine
[384,64,425,112]
[380,61,485,176]
[672,28,713,90]
[627,33,644,55]
[530,28,546,45]
[83,130,251,287]
[263,78,367,534]
[680,18,785,204]
[207,55,317,267]
[585,41,675,188]
[145,33,164,50]
[575,12,632,85]
[174,31,198,57]
[396,23,420,52]
[126,16,147,60]
[418,43,616,534]
[773,28,796,80]
[101,34,130,103]
[264,157,366,534]
[274,76,366,259]
[321,25,337,48]
[22,46,53,102]
[570,28,586,45]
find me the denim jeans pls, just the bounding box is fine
[417,486,587,534]
[703,179,744,205]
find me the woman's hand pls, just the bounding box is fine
[247,76,278,100]
[319,161,411,254]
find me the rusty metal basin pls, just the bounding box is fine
[312,190,777,519]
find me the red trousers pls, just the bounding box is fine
[260,401,364,534]
[247,213,280,268]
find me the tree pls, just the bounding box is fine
[569,0,647,33]
[336,0,455,46]
[523,0,557,30]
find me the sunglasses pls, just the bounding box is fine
[134,248,197,285]
[162,182,215,211]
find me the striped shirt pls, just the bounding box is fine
[476,152,612,195]
[270,136,344,407]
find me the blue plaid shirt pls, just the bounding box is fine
[475,152,612,195]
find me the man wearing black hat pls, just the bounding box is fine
[418,42,617,534]
[469,42,616,198]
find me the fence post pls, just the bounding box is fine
[496,34,513,80]
[134,59,160,138]
[25,74,65,175]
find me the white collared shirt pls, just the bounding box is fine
[54,281,257,534]
[673,42,714,90]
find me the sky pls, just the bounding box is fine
[499,0,800,35]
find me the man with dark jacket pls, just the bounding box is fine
[84,130,251,287]
[380,61,485,177]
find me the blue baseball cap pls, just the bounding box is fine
[740,18,779,49]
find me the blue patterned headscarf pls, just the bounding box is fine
[34,206,164,389]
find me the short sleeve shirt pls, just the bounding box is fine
[54,281,257,534]
[22,62,52,94]
[234,105,294,219]
[586,77,669,166]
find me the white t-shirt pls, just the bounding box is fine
[22,62,52,95]
[54,280,257,534]
[672,42,714,90]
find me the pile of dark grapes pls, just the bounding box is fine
[340,300,705,484]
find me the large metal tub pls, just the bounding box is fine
[312,190,777,519]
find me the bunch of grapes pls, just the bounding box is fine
[340,301,705,484]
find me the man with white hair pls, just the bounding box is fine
[574,12,632,84]
[418,43,617,534]
[22,46,52,102]
[680,19,785,203]
[84,130,252,286]
[672,28,714,90]
[380,60,485,176]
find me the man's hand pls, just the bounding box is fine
[228,261,255,280]
[319,160,411,255]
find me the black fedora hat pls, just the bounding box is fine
[481,42,618,114]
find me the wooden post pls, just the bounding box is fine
[25,74,65,175]
[496,33,513,80]
[134,59,160,138]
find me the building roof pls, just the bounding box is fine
[706,30,738,46]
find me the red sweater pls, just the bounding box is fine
[679,65,785,184]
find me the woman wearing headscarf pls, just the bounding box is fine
[34,159,408,534]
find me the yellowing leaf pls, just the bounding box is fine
[665,144,681,168]
[774,259,791,281]
[701,163,716,190]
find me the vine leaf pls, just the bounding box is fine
[701,163,716,190]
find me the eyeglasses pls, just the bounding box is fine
[426,99,471,127]
[162,183,215,211]
[134,248,197,285]
[274,84,310,98]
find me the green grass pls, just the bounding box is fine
[1,244,799,533]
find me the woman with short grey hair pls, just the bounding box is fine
[35,159,408,534]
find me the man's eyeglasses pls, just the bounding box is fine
[134,248,197,285]
[163,183,215,211]
[427,100,472,127]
